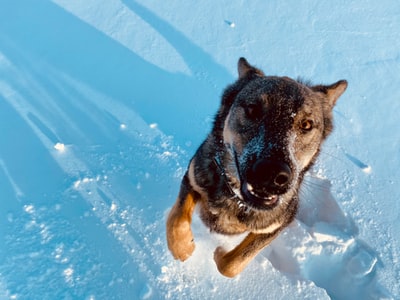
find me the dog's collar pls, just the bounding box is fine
[213,154,243,200]
[213,153,257,217]
[213,154,255,217]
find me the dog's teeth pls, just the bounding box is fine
[232,187,243,200]
[264,195,278,203]
[246,183,254,192]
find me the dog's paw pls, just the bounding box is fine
[167,221,195,261]
[214,246,239,278]
[214,246,227,262]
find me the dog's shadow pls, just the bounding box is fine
[266,175,389,299]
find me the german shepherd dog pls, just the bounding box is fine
[166,58,347,277]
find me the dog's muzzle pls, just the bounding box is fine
[240,159,293,209]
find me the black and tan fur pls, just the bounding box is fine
[166,58,347,277]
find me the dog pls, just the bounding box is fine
[166,57,347,277]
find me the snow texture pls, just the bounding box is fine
[0,0,399,299]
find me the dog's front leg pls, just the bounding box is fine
[166,175,197,261]
[214,231,280,277]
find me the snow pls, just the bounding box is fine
[0,0,399,299]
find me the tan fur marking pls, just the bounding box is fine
[222,112,244,154]
[188,160,206,198]
[222,112,234,145]
[166,191,197,261]
[252,221,283,234]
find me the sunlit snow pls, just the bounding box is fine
[0,1,399,299]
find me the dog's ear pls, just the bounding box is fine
[312,80,348,107]
[238,57,264,79]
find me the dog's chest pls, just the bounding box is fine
[198,201,283,235]
[199,204,248,234]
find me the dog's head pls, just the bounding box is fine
[218,58,347,210]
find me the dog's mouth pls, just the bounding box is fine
[239,182,280,210]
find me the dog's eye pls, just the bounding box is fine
[243,104,262,120]
[299,119,314,132]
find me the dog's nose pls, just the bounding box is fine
[274,169,291,187]
[248,159,292,192]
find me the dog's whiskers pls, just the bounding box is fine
[302,178,330,192]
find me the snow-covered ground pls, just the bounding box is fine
[0,1,399,299]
